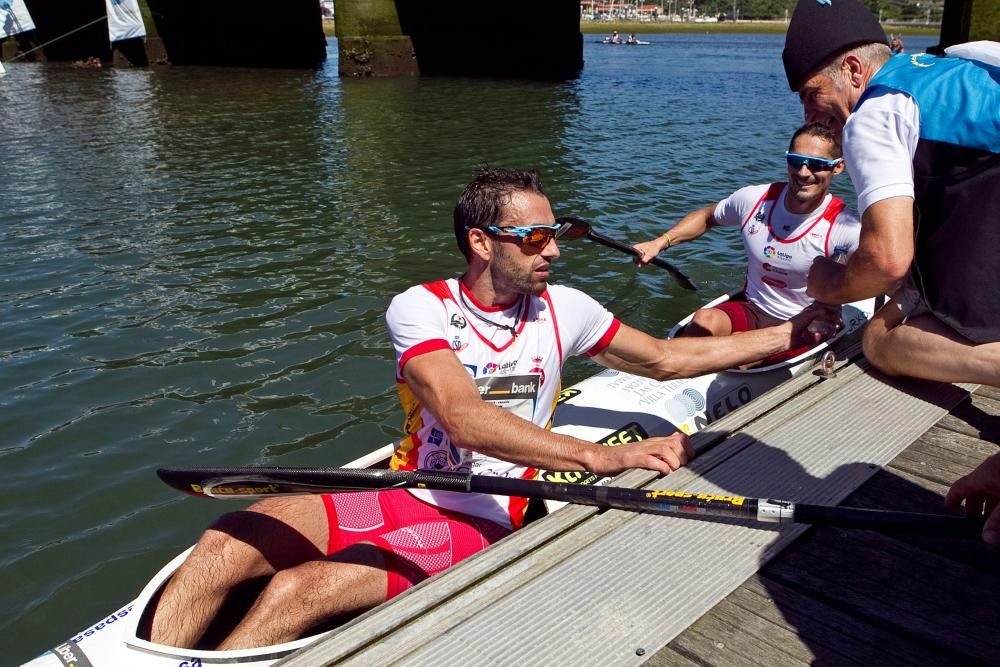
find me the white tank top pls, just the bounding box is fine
[715,183,861,320]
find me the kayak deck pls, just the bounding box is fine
[277,346,1000,666]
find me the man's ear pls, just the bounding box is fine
[833,159,845,176]
[843,54,866,90]
[467,227,493,262]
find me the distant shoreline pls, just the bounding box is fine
[321,19,939,39]
[579,20,940,36]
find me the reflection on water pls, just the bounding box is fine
[0,34,938,662]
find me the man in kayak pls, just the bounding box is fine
[151,167,837,650]
[781,0,1000,386]
[634,122,860,343]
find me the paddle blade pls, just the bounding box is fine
[156,467,472,499]
[555,216,591,240]
[650,257,699,291]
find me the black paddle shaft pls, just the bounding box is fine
[586,229,699,291]
[157,467,983,537]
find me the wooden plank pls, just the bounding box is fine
[936,392,1000,440]
[908,427,999,468]
[732,576,956,667]
[890,448,985,488]
[763,530,1000,664]
[973,384,1000,402]
[667,622,805,667]
[640,646,704,667]
[843,465,998,571]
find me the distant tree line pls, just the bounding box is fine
[693,0,942,22]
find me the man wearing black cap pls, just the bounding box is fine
[781,0,1000,388]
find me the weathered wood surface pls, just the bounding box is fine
[656,385,1000,666]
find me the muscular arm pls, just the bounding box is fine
[634,204,718,263]
[807,196,915,304]
[592,318,807,381]
[403,349,691,476]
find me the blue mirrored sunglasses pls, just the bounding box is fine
[481,221,584,248]
[785,152,842,172]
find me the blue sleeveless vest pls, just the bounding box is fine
[858,52,1000,343]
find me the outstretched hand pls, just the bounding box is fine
[594,432,694,476]
[945,452,1000,544]
[789,302,843,347]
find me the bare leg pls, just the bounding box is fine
[150,496,329,649]
[680,307,734,337]
[863,303,1000,386]
[217,543,388,650]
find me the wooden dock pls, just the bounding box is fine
[278,346,999,666]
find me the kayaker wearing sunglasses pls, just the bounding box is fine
[634,122,860,346]
[150,167,839,650]
[782,0,1000,389]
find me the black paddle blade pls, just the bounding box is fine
[156,467,472,498]
[555,217,592,240]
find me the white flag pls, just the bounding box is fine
[105,0,146,42]
[1,0,36,39]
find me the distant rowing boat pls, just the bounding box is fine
[598,38,651,45]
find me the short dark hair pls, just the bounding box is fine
[453,167,547,261]
[788,122,842,159]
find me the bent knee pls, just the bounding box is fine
[862,320,901,376]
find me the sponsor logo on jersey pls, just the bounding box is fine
[763,246,793,262]
[424,449,450,470]
[754,207,766,222]
[463,364,477,376]
[762,276,787,288]
[528,366,546,386]
[761,262,788,276]
[451,336,468,352]
[450,314,467,329]
[484,360,518,375]
[747,222,761,235]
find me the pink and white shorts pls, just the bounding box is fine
[321,489,511,599]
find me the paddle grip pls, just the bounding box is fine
[793,503,985,537]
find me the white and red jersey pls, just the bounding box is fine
[714,182,862,320]
[385,278,619,529]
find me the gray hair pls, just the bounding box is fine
[821,42,892,84]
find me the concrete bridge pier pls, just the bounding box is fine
[336,0,583,79]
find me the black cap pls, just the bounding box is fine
[782,0,887,91]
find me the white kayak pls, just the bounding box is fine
[22,291,877,667]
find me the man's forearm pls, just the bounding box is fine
[809,252,902,304]
[439,401,605,472]
[598,324,791,381]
